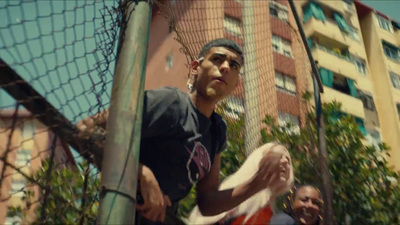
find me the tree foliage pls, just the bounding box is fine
[179,101,400,224]
[9,101,400,224]
[8,161,100,224]
[262,101,400,224]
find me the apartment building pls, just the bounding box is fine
[0,109,75,224]
[146,0,309,151]
[294,0,399,170]
[354,1,400,170]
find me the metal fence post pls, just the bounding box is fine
[98,1,152,224]
[288,0,336,224]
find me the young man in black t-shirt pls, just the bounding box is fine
[77,39,284,223]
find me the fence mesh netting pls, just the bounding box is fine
[0,0,314,223]
[0,0,120,223]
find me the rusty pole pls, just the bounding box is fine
[98,1,152,224]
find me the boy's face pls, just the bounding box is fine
[191,46,242,101]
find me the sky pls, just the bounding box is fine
[362,0,400,21]
[0,1,117,122]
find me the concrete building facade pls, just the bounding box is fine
[354,1,400,170]
[294,0,400,170]
[0,110,75,224]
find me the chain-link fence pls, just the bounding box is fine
[1,0,318,224]
[157,0,312,153]
[0,0,121,223]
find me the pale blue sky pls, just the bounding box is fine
[362,0,400,21]
[0,1,117,122]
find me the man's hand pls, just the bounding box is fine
[76,110,108,146]
[252,151,284,191]
[137,165,171,222]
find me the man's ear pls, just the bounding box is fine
[189,60,200,79]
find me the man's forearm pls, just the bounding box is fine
[197,176,261,216]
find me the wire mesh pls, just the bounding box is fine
[152,0,313,219]
[0,0,121,223]
[155,0,311,160]
[1,0,315,223]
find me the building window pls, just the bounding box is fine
[397,103,400,120]
[365,129,381,149]
[390,72,400,90]
[269,1,288,22]
[382,42,400,61]
[15,149,31,167]
[348,26,360,41]
[278,111,300,135]
[353,57,367,75]
[21,121,35,150]
[272,35,292,57]
[358,91,375,111]
[377,15,393,32]
[275,72,296,94]
[224,15,242,37]
[165,52,173,72]
[22,121,35,138]
[9,179,26,197]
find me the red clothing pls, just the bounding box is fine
[220,206,273,225]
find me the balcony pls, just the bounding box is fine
[395,30,400,46]
[317,0,347,16]
[321,86,365,119]
[299,0,349,16]
[304,17,349,49]
[312,44,357,80]
[386,55,400,74]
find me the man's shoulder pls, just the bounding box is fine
[270,212,296,225]
[145,87,189,107]
[213,112,227,130]
[146,87,186,97]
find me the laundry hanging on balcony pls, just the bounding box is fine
[333,12,351,33]
[303,2,326,23]
[346,78,358,98]
[318,67,334,87]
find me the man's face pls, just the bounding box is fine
[191,47,242,101]
[293,186,322,225]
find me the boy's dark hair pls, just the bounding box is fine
[198,38,244,62]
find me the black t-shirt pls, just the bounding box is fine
[140,87,227,204]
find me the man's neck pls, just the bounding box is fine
[189,92,218,118]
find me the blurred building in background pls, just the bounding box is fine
[145,0,400,169]
[355,1,400,170]
[145,0,310,152]
[0,109,75,224]
[293,0,400,170]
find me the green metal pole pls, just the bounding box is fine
[98,1,151,224]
